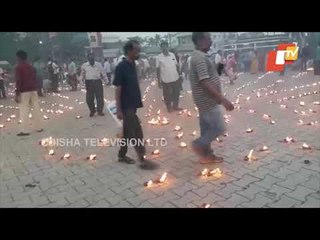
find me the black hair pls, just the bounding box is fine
[160,41,169,47]
[192,32,207,45]
[16,50,28,60]
[123,40,140,55]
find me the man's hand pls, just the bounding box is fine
[116,110,123,120]
[221,98,234,111]
[15,94,21,104]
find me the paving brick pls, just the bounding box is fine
[284,186,316,202]
[236,183,268,200]
[260,184,292,200]
[215,183,243,199]
[191,183,220,198]
[255,174,283,189]
[268,195,302,208]
[242,193,275,208]
[172,182,198,197]
[216,193,250,208]
[299,197,320,208]
[277,174,309,190]
[232,174,260,188]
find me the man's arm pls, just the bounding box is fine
[113,65,124,120]
[15,67,21,95]
[156,56,162,88]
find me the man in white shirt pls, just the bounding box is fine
[103,58,112,85]
[81,53,107,117]
[68,58,77,91]
[156,41,183,112]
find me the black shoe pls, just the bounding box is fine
[140,159,159,170]
[17,132,30,136]
[89,112,95,117]
[98,112,105,116]
[118,156,136,164]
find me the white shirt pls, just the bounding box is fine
[68,61,77,75]
[156,52,179,83]
[215,53,222,64]
[104,61,111,73]
[48,61,59,74]
[81,61,105,80]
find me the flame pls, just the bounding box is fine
[210,168,222,177]
[191,130,197,136]
[146,139,151,143]
[201,168,209,176]
[43,115,49,120]
[187,111,192,117]
[0,124,5,128]
[176,132,184,139]
[152,149,160,155]
[263,114,271,120]
[313,101,320,105]
[270,120,276,125]
[88,154,97,160]
[157,109,161,115]
[161,117,169,125]
[148,118,160,125]
[216,138,222,142]
[76,115,82,119]
[298,120,304,124]
[179,142,187,148]
[302,143,311,149]
[257,92,261,98]
[249,109,255,113]
[29,113,32,118]
[299,101,305,106]
[246,97,251,101]
[280,105,287,109]
[260,146,268,151]
[159,172,167,183]
[10,114,16,119]
[48,149,55,155]
[194,107,198,111]
[247,149,254,160]
[62,153,70,159]
[294,110,298,114]
[246,128,253,133]
[301,111,306,115]
[285,137,293,143]
[235,98,240,104]
[144,180,153,187]
[6,118,11,122]
[174,125,182,131]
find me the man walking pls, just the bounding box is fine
[81,53,106,117]
[68,58,78,91]
[103,58,112,85]
[190,32,234,164]
[156,41,183,112]
[113,40,158,170]
[15,50,43,136]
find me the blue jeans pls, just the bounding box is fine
[192,105,226,155]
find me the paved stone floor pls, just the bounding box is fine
[0,71,319,208]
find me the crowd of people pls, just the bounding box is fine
[2,33,320,170]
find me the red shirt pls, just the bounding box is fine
[15,62,38,94]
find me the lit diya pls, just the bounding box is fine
[280,105,287,109]
[293,110,298,114]
[263,114,271,120]
[10,114,16,119]
[152,149,160,155]
[158,172,168,183]
[0,124,5,128]
[75,115,82,119]
[61,153,71,160]
[43,115,49,120]
[187,111,192,117]
[298,119,304,124]
[179,142,187,148]
[309,109,316,113]
[6,118,11,122]
[200,168,222,177]
[283,137,296,143]
[48,149,55,155]
[270,120,276,125]
[246,96,251,101]
[302,143,311,150]
[259,146,269,152]
[157,109,161,115]
[176,132,184,139]
[313,101,320,105]
[248,109,256,113]
[174,125,182,131]
[245,128,253,133]
[299,101,305,106]
[87,154,97,160]
[148,118,159,125]
[216,138,223,143]
[161,117,169,125]
[244,149,257,161]
[191,130,197,136]
[144,180,153,187]
[202,203,211,208]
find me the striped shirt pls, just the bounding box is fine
[189,50,221,113]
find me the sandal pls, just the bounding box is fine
[118,156,136,164]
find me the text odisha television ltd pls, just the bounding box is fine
[266,43,299,72]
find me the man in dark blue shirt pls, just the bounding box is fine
[113,40,159,170]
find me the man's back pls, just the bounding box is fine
[15,62,37,93]
[190,50,221,113]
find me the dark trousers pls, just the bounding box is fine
[68,74,78,91]
[85,79,104,113]
[162,81,180,110]
[0,80,6,98]
[50,74,59,92]
[301,58,308,71]
[118,108,145,160]
[107,73,112,85]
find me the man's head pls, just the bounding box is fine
[16,50,28,63]
[87,53,95,65]
[160,41,169,55]
[123,40,141,61]
[192,32,212,53]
